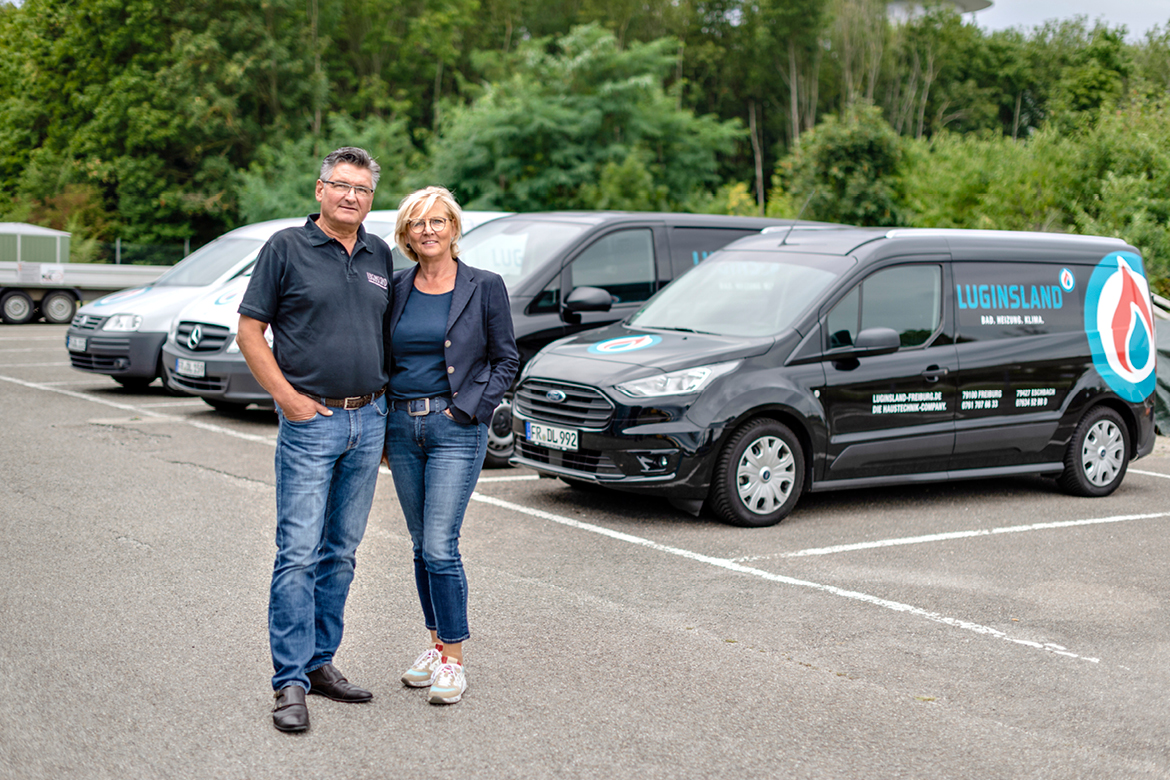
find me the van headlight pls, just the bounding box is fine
[101,314,142,332]
[615,360,740,398]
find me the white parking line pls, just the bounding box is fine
[469,491,1102,664]
[134,400,213,408]
[731,511,1170,562]
[0,347,54,353]
[1130,468,1170,480]
[0,374,278,445]
[0,336,63,342]
[1,362,69,367]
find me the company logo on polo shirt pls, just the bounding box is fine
[587,335,662,354]
[1084,252,1155,402]
[366,272,388,290]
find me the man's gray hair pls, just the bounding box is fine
[320,147,381,189]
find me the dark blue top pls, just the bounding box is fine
[387,260,519,424]
[389,288,453,400]
[238,215,392,398]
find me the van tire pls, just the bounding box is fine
[484,400,514,468]
[1058,406,1129,497]
[710,418,804,527]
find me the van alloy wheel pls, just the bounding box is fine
[1058,406,1130,497]
[710,418,804,527]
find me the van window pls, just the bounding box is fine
[953,262,1083,340]
[668,228,758,278]
[630,250,848,337]
[528,276,560,315]
[827,265,942,348]
[568,229,656,304]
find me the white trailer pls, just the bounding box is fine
[0,223,166,324]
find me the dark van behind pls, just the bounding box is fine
[456,211,826,465]
[511,227,1158,526]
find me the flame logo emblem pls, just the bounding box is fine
[588,335,662,354]
[1084,252,1156,402]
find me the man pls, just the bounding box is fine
[237,147,393,733]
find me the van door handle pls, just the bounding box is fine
[921,366,949,383]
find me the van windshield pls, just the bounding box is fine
[629,250,851,337]
[459,218,588,289]
[153,238,264,287]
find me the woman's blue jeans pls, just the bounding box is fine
[386,407,488,644]
[269,396,387,692]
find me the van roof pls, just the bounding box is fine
[489,211,836,230]
[739,226,1133,260]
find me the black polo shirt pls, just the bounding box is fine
[238,214,392,399]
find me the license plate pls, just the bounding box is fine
[66,335,86,352]
[175,358,205,378]
[525,421,578,451]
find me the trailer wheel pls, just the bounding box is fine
[1,291,35,324]
[40,291,77,324]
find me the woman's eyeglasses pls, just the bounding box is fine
[407,217,449,233]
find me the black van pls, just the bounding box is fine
[456,211,823,465]
[510,227,1158,526]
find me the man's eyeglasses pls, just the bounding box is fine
[320,179,374,198]
[407,217,449,233]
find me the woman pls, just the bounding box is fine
[385,186,519,705]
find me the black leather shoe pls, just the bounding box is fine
[272,686,309,732]
[307,663,373,703]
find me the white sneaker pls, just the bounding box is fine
[427,660,467,705]
[401,647,442,688]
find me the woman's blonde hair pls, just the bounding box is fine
[394,186,463,263]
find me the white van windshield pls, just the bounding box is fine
[153,238,264,287]
[629,250,852,337]
[459,218,588,289]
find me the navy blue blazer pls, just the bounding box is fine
[387,259,519,424]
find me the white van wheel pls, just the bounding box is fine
[1058,407,1129,497]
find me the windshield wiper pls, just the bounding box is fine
[643,325,720,335]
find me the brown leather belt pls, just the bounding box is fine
[302,386,386,410]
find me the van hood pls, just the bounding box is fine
[172,277,250,332]
[77,285,219,332]
[528,323,774,386]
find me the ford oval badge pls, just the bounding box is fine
[545,389,567,403]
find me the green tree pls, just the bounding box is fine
[770,105,904,226]
[426,24,741,211]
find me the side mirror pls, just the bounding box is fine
[853,326,901,353]
[563,286,613,313]
[825,326,901,367]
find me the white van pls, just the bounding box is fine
[64,218,309,388]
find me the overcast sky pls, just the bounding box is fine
[971,1,1170,40]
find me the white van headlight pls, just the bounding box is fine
[615,360,740,398]
[102,314,142,332]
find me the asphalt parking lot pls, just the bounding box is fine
[2,322,1169,779]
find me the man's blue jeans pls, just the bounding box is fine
[385,408,488,644]
[269,396,387,692]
